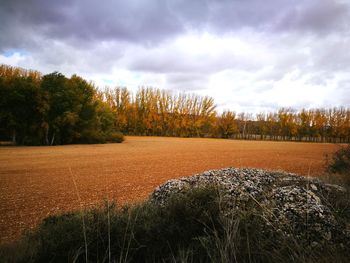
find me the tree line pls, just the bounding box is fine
[101,88,350,143]
[1,64,349,145]
[0,65,122,145]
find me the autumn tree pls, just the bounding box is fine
[256,113,268,140]
[217,110,238,138]
[1,64,350,144]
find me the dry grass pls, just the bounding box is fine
[0,136,339,243]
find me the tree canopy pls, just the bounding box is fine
[0,65,121,145]
[1,64,349,145]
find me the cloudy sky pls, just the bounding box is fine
[1,0,349,113]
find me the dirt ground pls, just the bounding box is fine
[0,136,339,243]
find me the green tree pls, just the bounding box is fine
[41,72,70,145]
[0,75,43,144]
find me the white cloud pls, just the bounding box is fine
[1,0,350,113]
[0,52,26,66]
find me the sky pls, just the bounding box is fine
[1,0,350,113]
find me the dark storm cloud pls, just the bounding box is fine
[1,0,349,51]
[0,0,184,50]
[1,0,350,112]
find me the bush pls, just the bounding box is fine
[1,185,349,263]
[326,144,350,186]
[72,131,124,144]
[74,130,106,144]
[328,144,350,174]
[106,132,124,143]
[0,187,221,263]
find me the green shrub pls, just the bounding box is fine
[328,144,350,174]
[1,185,349,263]
[106,132,124,143]
[326,144,350,186]
[0,187,221,263]
[74,130,107,144]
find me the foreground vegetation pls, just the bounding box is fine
[1,64,350,145]
[1,184,348,263]
[324,144,350,187]
[1,145,349,263]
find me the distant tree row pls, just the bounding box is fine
[101,87,216,137]
[1,64,349,144]
[234,108,350,143]
[0,65,122,145]
[101,87,350,143]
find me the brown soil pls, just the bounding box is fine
[0,136,339,243]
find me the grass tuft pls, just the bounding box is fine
[1,183,349,263]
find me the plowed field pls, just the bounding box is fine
[0,136,339,243]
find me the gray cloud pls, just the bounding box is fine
[127,47,259,75]
[0,0,184,50]
[165,73,209,91]
[1,0,350,112]
[275,0,349,34]
[1,0,349,51]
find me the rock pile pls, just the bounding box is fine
[151,168,349,248]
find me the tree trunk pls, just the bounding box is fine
[50,133,55,146]
[12,130,16,144]
[45,126,49,145]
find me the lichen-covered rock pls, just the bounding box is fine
[150,168,349,248]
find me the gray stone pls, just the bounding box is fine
[150,167,350,248]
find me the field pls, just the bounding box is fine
[0,136,339,243]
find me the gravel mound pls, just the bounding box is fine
[151,168,349,248]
